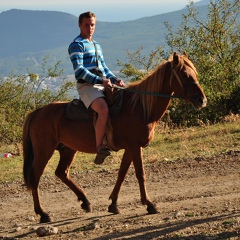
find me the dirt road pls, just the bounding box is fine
[1,150,240,239]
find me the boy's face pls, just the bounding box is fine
[79,17,96,40]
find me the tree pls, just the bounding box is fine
[118,0,239,125]
[0,57,74,150]
[164,0,240,123]
[117,46,167,82]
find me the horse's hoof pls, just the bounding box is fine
[108,204,120,214]
[40,214,51,223]
[81,202,92,212]
[147,204,158,214]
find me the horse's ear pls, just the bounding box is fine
[183,51,188,58]
[173,52,180,66]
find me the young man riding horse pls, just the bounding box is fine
[68,11,125,164]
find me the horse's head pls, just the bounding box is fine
[170,52,207,109]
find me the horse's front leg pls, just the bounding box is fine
[132,147,158,214]
[108,149,132,214]
[55,146,92,213]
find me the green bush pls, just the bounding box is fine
[0,57,74,150]
[164,0,240,124]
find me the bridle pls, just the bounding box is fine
[170,61,199,100]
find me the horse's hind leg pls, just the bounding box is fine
[31,152,53,223]
[32,189,51,223]
[55,145,92,212]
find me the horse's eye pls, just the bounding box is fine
[182,73,188,79]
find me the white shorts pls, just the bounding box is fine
[76,82,105,109]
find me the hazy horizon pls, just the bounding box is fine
[0,1,199,22]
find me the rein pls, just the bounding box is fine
[112,60,199,100]
[112,85,183,99]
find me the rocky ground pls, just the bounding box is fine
[0,150,240,239]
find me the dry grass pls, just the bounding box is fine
[144,114,239,162]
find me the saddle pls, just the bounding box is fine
[65,87,124,152]
[65,87,124,121]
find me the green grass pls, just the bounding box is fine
[0,118,239,183]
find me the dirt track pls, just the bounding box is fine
[0,150,240,239]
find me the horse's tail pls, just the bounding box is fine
[23,108,41,190]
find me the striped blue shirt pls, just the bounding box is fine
[68,35,118,84]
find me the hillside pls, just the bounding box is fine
[0,5,211,76]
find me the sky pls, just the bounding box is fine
[0,0,199,22]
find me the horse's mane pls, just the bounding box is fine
[127,53,197,121]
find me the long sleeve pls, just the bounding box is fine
[68,37,103,84]
[68,36,118,84]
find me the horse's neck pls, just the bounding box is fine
[126,62,173,123]
[149,98,172,123]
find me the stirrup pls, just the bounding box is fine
[94,144,111,165]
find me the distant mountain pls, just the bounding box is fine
[0,5,211,76]
[194,0,211,6]
[0,9,78,57]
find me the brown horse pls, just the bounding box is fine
[23,52,207,223]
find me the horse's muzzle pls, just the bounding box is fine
[192,96,207,109]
